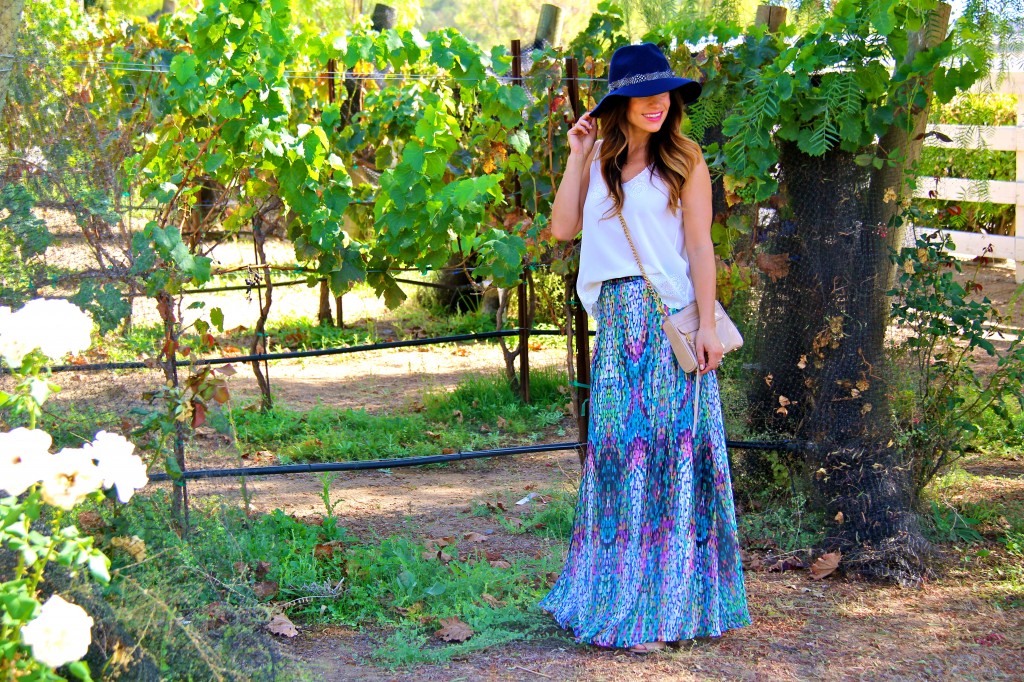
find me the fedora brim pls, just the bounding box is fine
[589,78,702,118]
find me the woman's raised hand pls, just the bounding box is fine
[568,113,597,159]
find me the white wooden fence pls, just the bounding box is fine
[916,71,1023,283]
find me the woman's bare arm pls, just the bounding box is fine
[681,158,722,373]
[550,114,597,241]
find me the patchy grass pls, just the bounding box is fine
[83,491,564,669]
[926,449,1024,610]
[739,492,826,553]
[215,367,569,463]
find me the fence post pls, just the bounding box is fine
[754,4,787,32]
[317,59,338,326]
[564,55,590,467]
[533,4,563,48]
[512,39,531,403]
[1015,80,1023,283]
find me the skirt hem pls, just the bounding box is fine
[543,608,752,649]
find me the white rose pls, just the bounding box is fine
[0,306,31,369]
[0,428,52,496]
[87,431,149,503]
[20,594,94,669]
[0,299,93,368]
[39,448,104,510]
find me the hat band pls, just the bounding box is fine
[608,69,676,91]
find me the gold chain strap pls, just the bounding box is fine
[618,209,704,428]
[616,210,669,316]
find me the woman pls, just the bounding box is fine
[539,43,751,653]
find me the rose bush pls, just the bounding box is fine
[1,299,149,681]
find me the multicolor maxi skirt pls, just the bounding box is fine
[539,276,751,648]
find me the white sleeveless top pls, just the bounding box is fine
[577,145,695,319]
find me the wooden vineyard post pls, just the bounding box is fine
[1015,77,1023,284]
[512,39,531,404]
[326,57,345,327]
[533,3,563,48]
[754,4,787,32]
[318,58,338,326]
[565,56,590,466]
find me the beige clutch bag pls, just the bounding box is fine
[662,300,743,374]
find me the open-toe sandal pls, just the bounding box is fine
[628,641,667,654]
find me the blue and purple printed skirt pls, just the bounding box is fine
[539,276,751,648]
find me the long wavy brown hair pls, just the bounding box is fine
[598,89,703,215]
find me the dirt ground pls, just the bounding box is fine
[175,450,1024,682]
[29,225,1024,681]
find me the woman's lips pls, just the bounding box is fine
[642,112,664,123]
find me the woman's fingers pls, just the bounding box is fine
[696,338,724,374]
[570,114,595,136]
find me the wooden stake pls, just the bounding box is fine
[754,4,787,32]
[511,39,531,404]
[565,56,589,466]
[533,4,563,47]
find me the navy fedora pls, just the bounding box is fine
[589,43,702,118]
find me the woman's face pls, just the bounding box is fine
[626,92,672,135]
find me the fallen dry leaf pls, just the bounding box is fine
[463,532,488,543]
[315,541,345,560]
[797,355,808,370]
[434,617,474,642]
[505,516,524,530]
[422,549,454,564]
[976,632,1007,647]
[809,551,842,580]
[835,511,845,524]
[496,417,508,428]
[481,593,506,608]
[110,535,147,562]
[252,580,279,599]
[489,560,512,569]
[254,561,272,579]
[764,556,805,573]
[77,511,107,533]
[266,613,298,638]
[425,536,455,550]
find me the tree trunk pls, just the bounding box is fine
[745,4,952,583]
[251,214,274,411]
[0,0,25,111]
[318,280,334,325]
[793,4,951,584]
